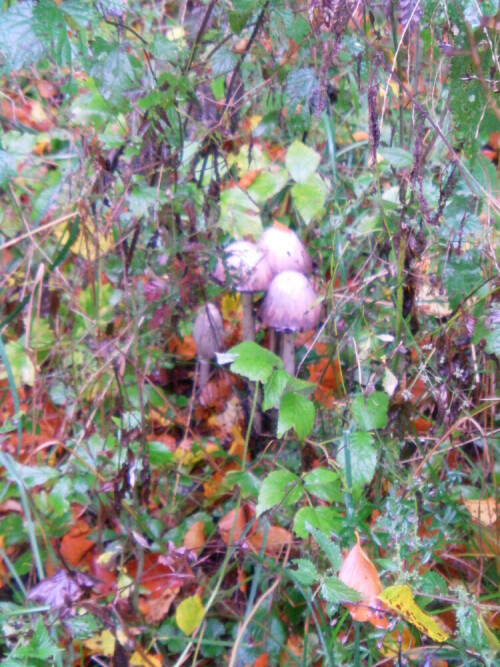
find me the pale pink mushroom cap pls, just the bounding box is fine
[257,226,312,276]
[213,241,273,293]
[258,271,321,332]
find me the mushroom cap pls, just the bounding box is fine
[193,303,224,360]
[258,270,321,332]
[212,241,272,293]
[257,225,312,276]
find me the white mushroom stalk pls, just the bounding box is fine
[192,303,224,389]
[258,271,321,376]
[213,241,272,342]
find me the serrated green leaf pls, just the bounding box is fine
[377,146,413,169]
[286,141,320,183]
[247,169,289,203]
[229,342,282,383]
[256,470,303,516]
[293,506,342,539]
[90,46,135,107]
[127,186,165,217]
[321,575,363,604]
[218,187,262,239]
[306,523,342,570]
[286,67,317,107]
[337,431,377,492]
[33,0,71,67]
[0,1,46,72]
[290,559,318,586]
[303,468,342,502]
[262,369,290,411]
[351,392,389,430]
[291,174,327,225]
[277,392,315,439]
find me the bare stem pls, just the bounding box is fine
[241,292,255,342]
[281,332,295,375]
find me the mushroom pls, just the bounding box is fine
[193,303,224,388]
[213,241,272,342]
[257,224,312,277]
[258,271,321,375]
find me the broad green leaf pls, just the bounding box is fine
[304,468,342,502]
[218,187,262,239]
[321,575,363,604]
[127,186,165,217]
[443,252,483,310]
[379,585,450,643]
[4,456,59,488]
[306,524,342,570]
[176,595,204,635]
[225,470,260,498]
[293,506,342,539]
[247,169,288,203]
[262,369,290,411]
[0,340,35,387]
[473,309,500,357]
[33,0,71,67]
[0,150,16,188]
[90,46,135,107]
[377,146,413,169]
[351,392,389,430]
[0,1,46,72]
[61,0,98,27]
[291,174,327,225]
[337,431,377,492]
[229,342,282,383]
[290,559,318,586]
[277,392,315,440]
[286,141,320,183]
[256,470,303,516]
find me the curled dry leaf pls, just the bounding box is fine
[338,539,390,629]
[463,497,498,527]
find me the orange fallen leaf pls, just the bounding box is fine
[338,537,389,629]
[60,518,94,568]
[248,525,292,556]
[183,521,206,553]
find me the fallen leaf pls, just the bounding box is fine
[83,629,116,657]
[176,594,204,635]
[130,652,162,667]
[60,518,95,567]
[378,584,450,643]
[463,497,498,527]
[183,521,206,553]
[338,538,389,629]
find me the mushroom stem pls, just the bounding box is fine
[281,333,296,375]
[241,292,255,342]
[198,358,210,389]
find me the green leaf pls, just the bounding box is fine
[293,506,342,539]
[277,392,315,439]
[256,470,303,516]
[286,141,320,183]
[262,369,290,411]
[0,150,16,188]
[306,523,342,570]
[229,342,282,383]
[321,575,363,604]
[33,0,71,67]
[0,1,46,72]
[444,252,483,310]
[351,392,389,430]
[246,169,289,203]
[90,46,135,107]
[176,595,204,635]
[337,431,377,492]
[144,441,175,466]
[218,187,262,239]
[290,559,318,586]
[303,468,342,502]
[4,455,59,488]
[291,174,327,225]
[127,186,165,217]
[473,310,500,356]
[0,340,35,387]
[286,67,317,107]
[60,0,97,27]
[377,146,413,169]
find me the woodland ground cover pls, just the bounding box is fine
[0,0,499,665]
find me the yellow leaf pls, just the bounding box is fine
[176,595,204,635]
[378,585,450,643]
[83,629,116,657]
[464,497,498,526]
[130,652,162,666]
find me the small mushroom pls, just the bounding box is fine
[213,241,272,342]
[193,303,224,388]
[257,224,312,277]
[258,271,321,375]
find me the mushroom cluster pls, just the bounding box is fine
[212,224,321,376]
